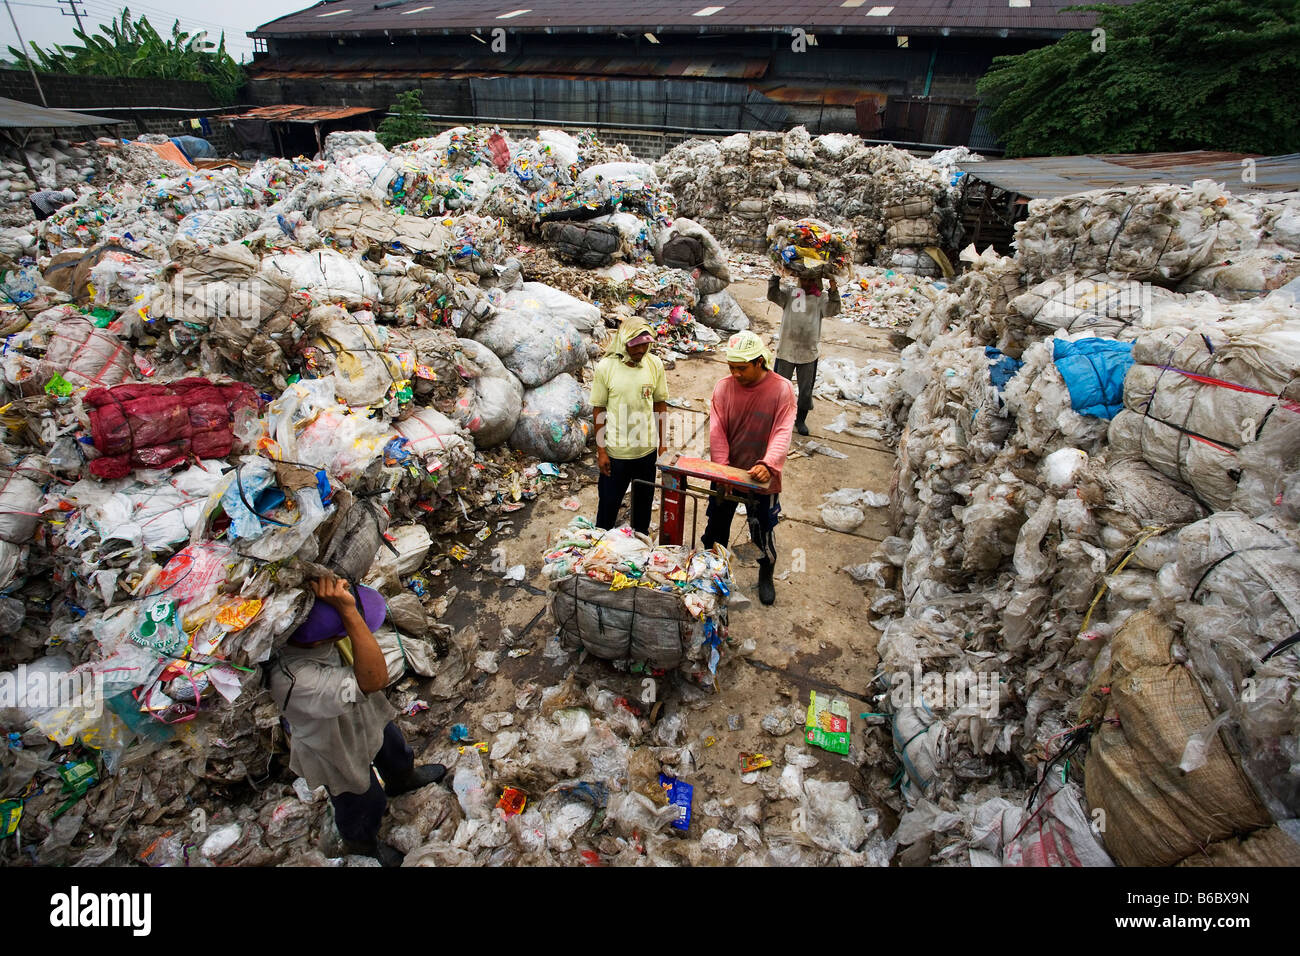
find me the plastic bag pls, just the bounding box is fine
[451,337,524,448]
[509,373,592,462]
[495,282,601,335]
[693,291,749,333]
[472,308,592,388]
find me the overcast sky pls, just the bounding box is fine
[0,0,313,61]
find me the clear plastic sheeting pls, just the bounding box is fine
[1172,512,1300,823]
[1014,180,1260,284]
[1109,302,1300,510]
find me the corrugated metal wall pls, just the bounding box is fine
[467,76,788,130]
[968,104,1000,152]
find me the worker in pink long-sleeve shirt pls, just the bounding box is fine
[702,331,797,606]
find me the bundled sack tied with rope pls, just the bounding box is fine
[541,220,623,268]
[1010,275,1188,342]
[263,248,381,307]
[385,326,468,408]
[313,202,454,261]
[1079,610,1300,867]
[1013,180,1259,284]
[1,306,135,395]
[655,218,731,293]
[509,373,592,462]
[767,217,855,279]
[303,306,408,410]
[472,305,594,389]
[83,378,258,479]
[0,456,48,590]
[1171,511,1300,826]
[449,337,523,449]
[551,574,697,670]
[1109,307,1300,510]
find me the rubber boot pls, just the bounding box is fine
[383,762,447,797]
[341,838,405,868]
[795,412,809,436]
[757,559,776,606]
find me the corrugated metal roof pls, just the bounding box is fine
[958,151,1300,198]
[253,0,1130,38]
[0,96,124,129]
[218,104,383,122]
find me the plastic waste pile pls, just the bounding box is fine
[656,127,967,273]
[767,217,855,279]
[835,264,944,329]
[0,122,769,863]
[861,175,1300,866]
[0,136,189,235]
[1014,180,1300,294]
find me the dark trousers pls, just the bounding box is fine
[596,451,657,535]
[701,490,780,565]
[774,358,817,415]
[329,721,414,845]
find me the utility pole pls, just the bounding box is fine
[57,0,87,34]
[4,0,47,106]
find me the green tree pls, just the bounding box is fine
[977,0,1300,157]
[7,8,245,104]
[376,89,433,150]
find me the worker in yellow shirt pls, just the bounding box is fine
[591,319,669,534]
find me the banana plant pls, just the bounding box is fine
[6,6,246,104]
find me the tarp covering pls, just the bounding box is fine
[0,95,123,129]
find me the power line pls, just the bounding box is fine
[75,0,250,38]
[56,0,85,33]
[72,1,244,45]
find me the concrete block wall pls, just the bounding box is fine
[0,68,224,110]
[0,69,241,155]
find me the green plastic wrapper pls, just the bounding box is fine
[805,690,851,755]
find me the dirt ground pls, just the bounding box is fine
[399,276,902,854]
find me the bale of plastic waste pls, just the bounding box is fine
[552,575,695,668]
[0,306,135,394]
[1172,511,1300,824]
[305,307,406,409]
[83,378,257,479]
[544,521,732,675]
[473,307,592,389]
[451,338,524,449]
[494,281,602,336]
[1081,610,1283,867]
[509,373,592,462]
[767,217,855,279]
[172,208,263,249]
[1013,180,1258,284]
[542,220,622,268]
[263,249,380,305]
[1109,308,1300,510]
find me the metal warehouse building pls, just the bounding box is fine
[247,0,1134,157]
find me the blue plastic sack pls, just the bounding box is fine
[171,135,217,161]
[1052,338,1135,420]
[985,346,1023,391]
